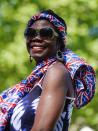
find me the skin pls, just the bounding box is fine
[26,20,58,64]
[26,20,74,131]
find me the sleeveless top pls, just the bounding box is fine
[10,72,75,131]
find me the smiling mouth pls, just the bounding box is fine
[30,41,47,49]
[32,46,45,50]
[27,39,48,53]
[30,44,47,49]
[29,43,48,53]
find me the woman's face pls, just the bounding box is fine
[25,20,58,63]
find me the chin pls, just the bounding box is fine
[31,53,48,62]
[30,49,49,60]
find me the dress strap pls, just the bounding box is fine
[66,96,75,101]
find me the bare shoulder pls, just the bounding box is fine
[46,61,70,78]
[42,61,72,91]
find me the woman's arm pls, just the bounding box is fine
[31,62,73,131]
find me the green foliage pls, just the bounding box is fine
[0,0,98,130]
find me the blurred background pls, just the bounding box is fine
[0,0,98,130]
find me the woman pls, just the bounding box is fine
[0,10,96,131]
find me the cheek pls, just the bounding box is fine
[50,41,57,51]
[45,38,57,48]
[46,43,57,55]
[26,39,32,52]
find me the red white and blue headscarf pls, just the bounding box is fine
[26,11,67,40]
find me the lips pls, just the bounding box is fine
[30,46,45,54]
[30,43,47,53]
[27,38,48,53]
[30,43,46,48]
[32,45,45,50]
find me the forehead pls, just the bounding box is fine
[31,20,55,29]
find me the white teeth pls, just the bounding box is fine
[33,46,44,49]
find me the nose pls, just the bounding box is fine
[31,37,44,43]
[35,33,41,39]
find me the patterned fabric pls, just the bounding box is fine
[0,49,96,130]
[26,12,66,39]
[10,83,74,131]
[10,84,42,131]
[0,58,56,130]
[63,49,96,108]
[54,100,74,131]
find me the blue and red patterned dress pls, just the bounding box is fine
[10,80,75,131]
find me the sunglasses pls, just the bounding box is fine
[24,27,58,39]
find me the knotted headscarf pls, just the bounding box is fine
[25,10,67,40]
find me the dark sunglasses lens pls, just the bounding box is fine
[24,28,36,38]
[40,28,53,38]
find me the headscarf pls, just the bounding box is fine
[25,10,67,40]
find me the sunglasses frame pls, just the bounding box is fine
[24,27,58,39]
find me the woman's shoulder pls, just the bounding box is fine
[42,61,72,94]
[46,61,70,79]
